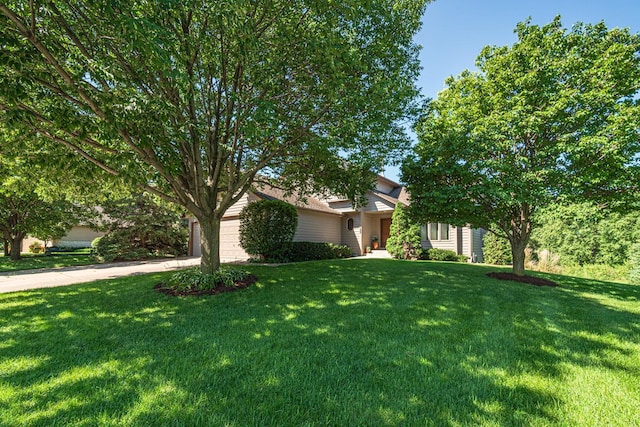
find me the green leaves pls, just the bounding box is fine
[1,1,428,269]
[404,17,640,275]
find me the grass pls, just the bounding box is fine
[0,259,638,426]
[556,263,631,284]
[0,250,96,273]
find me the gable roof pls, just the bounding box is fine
[252,175,410,214]
[253,184,341,215]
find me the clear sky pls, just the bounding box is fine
[385,0,640,183]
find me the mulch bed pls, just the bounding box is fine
[154,274,258,296]
[486,272,559,287]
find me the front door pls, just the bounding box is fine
[380,218,392,248]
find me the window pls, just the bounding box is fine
[427,223,451,241]
[429,223,439,240]
[347,218,354,231]
[420,225,427,241]
[441,224,449,240]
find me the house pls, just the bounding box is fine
[420,222,486,263]
[21,226,104,251]
[188,175,485,262]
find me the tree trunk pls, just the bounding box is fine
[2,239,8,256]
[198,215,222,275]
[10,235,24,261]
[510,238,529,276]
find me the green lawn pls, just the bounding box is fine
[0,250,96,272]
[0,260,638,426]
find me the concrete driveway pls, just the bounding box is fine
[0,257,201,294]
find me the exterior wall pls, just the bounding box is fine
[294,210,342,244]
[462,227,472,260]
[222,193,256,218]
[472,228,487,263]
[21,236,44,252]
[342,214,362,256]
[327,200,356,214]
[54,226,104,248]
[21,226,103,251]
[361,195,395,213]
[190,204,343,260]
[375,180,395,194]
[361,214,381,250]
[460,227,486,263]
[420,225,484,263]
[421,223,457,252]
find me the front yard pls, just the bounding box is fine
[0,259,638,426]
[0,249,95,272]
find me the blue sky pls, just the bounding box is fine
[385,0,640,183]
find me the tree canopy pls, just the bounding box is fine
[0,130,81,260]
[0,0,428,273]
[402,17,640,276]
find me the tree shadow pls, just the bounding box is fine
[0,260,638,425]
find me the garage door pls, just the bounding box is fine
[190,219,249,261]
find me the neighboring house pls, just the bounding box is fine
[22,226,104,251]
[52,225,104,248]
[188,175,485,262]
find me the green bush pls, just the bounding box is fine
[483,232,512,265]
[257,241,352,263]
[239,200,298,259]
[629,242,640,285]
[167,267,250,292]
[425,248,459,261]
[92,228,186,262]
[456,254,469,262]
[90,194,188,262]
[386,204,421,259]
[28,242,44,254]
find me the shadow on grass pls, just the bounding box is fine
[0,259,638,425]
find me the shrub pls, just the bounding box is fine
[483,232,512,265]
[426,248,459,261]
[629,242,640,285]
[90,194,188,262]
[28,242,44,254]
[239,200,298,259]
[386,204,422,260]
[256,241,352,263]
[457,254,469,262]
[166,267,250,292]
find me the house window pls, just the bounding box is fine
[441,224,449,240]
[347,218,354,231]
[420,225,427,241]
[429,223,439,240]
[427,223,450,241]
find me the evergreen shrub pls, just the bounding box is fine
[483,232,512,265]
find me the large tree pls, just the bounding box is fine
[402,17,640,276]
[0,1,427,273]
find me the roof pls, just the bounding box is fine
[252,184,341,215]
[252,175,410,214]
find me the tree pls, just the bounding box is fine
[629,242,640,285]
[532,202,640,266]
[0,1,428,274]
[402,17,640,276]
[482,232,512,266]
[0,158,80,260]
[385,203,421,259]
[91,193,188,262]
[239,200,298,260]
